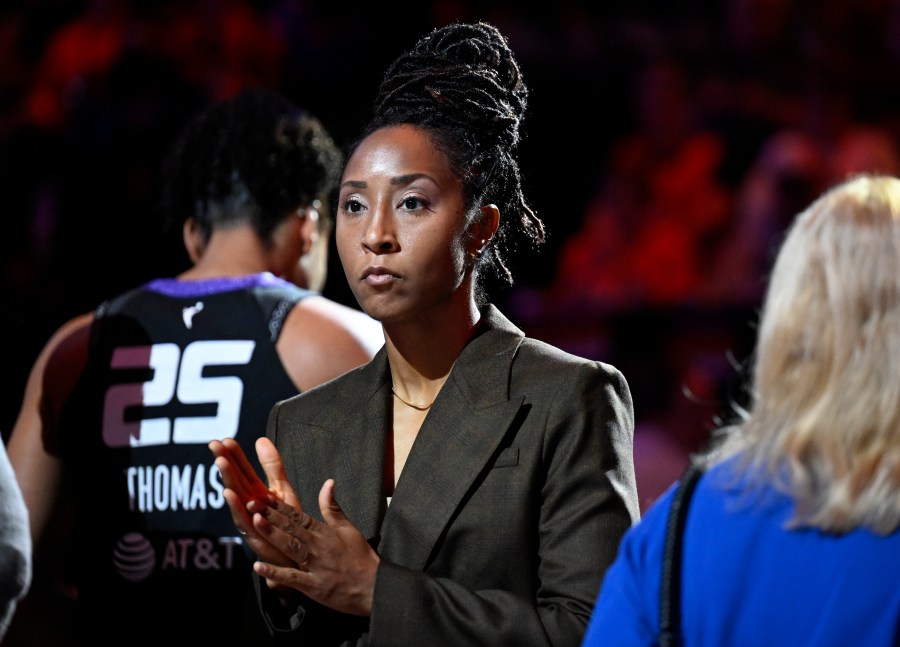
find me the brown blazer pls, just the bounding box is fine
[260,305,639,646]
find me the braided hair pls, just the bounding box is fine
[161,86,342,246]
[358,21,546,292]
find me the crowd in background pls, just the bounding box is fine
[2,0,899,510]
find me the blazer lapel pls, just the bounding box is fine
[313,350,391,543]
[378,306,526,569]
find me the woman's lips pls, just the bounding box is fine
[362,267,399,286]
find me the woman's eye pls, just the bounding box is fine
[400,196,427,210]
[342,198,364,214]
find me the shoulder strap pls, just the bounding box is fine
[659,461,705,647]
[252,285,314,343]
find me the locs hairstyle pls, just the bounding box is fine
[357,21,546,292]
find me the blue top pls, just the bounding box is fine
[583,458,900,646]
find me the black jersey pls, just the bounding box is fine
[54,273,311,645]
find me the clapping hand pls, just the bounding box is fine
[209,437,380,616]
[209,437,299,570]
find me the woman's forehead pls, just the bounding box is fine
[344,125,452,181]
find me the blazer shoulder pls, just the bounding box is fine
[516,336,625,380]
[274,349,386,424]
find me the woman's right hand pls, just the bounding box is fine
[209,437,302,569]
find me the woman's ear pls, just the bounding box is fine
[473,204,500,251]
[297,205,320,256]
[182,217,205,263]
[292,205,330,292]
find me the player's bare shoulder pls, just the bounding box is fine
[277,296,383,391]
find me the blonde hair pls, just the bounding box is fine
[712,174,900,534]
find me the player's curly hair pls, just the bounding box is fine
[161,86,342,245]
[356,21,546,293]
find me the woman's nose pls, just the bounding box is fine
[363,204,399,253]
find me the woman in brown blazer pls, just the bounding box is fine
[210,21,640,646]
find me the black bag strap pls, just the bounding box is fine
[659,461,706,647]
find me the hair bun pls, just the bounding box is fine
[424,22,523,96]
[373,21,528,150]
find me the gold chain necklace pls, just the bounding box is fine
[391,387,435,411]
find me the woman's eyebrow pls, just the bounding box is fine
[391,173,434,186]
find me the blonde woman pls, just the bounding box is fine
[584,174,900,646]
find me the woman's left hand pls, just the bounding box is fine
[249,478,381,617]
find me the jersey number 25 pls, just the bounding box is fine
[102,340,256,447]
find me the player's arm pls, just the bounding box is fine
[7,313,93,545]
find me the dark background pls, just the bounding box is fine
[2,0,899,506]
